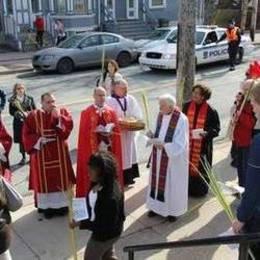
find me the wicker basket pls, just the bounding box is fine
[119,119,145,131]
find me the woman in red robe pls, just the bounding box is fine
[76,87,123,197]
[0,119,12,181]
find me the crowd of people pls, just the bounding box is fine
[0,59,260,259]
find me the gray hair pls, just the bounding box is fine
[158,94,176,107]
[114,78,128,89]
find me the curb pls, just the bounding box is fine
[0,57,32,63]
[0,67,34,76]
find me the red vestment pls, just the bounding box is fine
[22,109,75,194]
[0,119,12,181]
[76,104,123,197]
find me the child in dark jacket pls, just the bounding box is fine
[70,151,125,260]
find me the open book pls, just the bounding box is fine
[96,123,115,134]
[72,198,89,222]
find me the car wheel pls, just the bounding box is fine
[117,52,131,67]
[236,48,244,64]
[57,58,74,74]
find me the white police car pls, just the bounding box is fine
[139,26,254,70]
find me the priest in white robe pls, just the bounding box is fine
[146,94,189,222]
[106,79,143,186]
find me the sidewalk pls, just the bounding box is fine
[0,51,34,75]
[10,140,240,260]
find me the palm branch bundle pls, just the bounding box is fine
[141,92,151,129]
[66,185,78,260]
[194,159,235,222]
[13,99,26,117]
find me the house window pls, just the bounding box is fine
[149,0,166,8]
[73,0,92,13]
[54,0,67,13]
[31,0,40,12]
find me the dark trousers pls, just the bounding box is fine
[228,43,239,68]
[84,236,119,260]
[237,147,249,187]
[19,143,26,159]
[245,217,260,259]
[36,31,44,47]
[56,35,67,46]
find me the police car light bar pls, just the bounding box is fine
[196,25,218,30]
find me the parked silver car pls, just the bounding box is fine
[32,32,137,74]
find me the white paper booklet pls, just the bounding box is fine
[192,128,205,139]
[96,123,115,133]
[146,138,164,147]
[72,198,89,222]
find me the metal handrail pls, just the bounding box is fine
[142,0,158,28]
[101,3,117,25]
[124,233,260,260]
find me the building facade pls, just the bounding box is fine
[0,0,205,50]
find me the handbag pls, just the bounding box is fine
[0,177,23,212]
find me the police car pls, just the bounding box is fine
[139,26,254,70]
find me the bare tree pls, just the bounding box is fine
[240,0,250,32]
[176,0,196,107]
[204,0,217,24]
[250,0,258,41]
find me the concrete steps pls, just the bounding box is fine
[104,19,153,40]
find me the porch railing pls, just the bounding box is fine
[100,3,117,25]
[124,233,260,260]
[142,0,158,29]
[3,15,17,37]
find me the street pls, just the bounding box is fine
[1,47,260,175]
[0,47,260,259]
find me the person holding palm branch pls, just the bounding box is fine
[9,84,36,165]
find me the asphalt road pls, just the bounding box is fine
[1,48,260,195]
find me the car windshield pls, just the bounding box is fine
[196,31,206,45]
[147,29,171,40]
[166,31,205,45]
[58,35,84,48]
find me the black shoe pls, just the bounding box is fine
[148,211,157,218]
[55,207,69,216]
[44,209,54,219]
[229,66,235,71]
[19,158,26,166]
[167,216,177,222]
[37,208,44,213]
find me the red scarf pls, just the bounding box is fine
[187,101,208,177]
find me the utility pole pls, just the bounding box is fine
[176,0,196,107]
[250,0,258,41]
[240,0,250,33]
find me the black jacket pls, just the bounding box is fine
[80,182,125,241]
[0,90,6,113]
[9,95,36,143]
[0,199,11,254]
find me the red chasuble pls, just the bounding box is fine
[76,104,123,197]
[22,109,75,194]
[0,119,12,181]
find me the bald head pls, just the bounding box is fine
[94,87,106,107]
